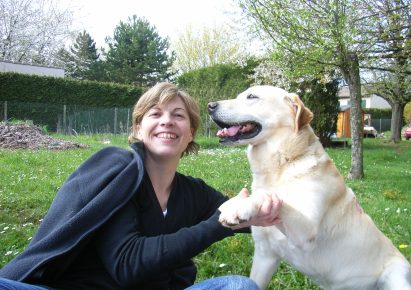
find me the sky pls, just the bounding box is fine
[64,0,242,49]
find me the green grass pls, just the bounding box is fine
[1,135,410,289]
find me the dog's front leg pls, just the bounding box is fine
[278,202,319,251]
[218,191,265,227]
[250,228,282,289]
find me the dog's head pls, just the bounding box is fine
[208,85,313,145]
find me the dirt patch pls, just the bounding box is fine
[0,123,88,150]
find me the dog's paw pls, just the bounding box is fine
[218,198,256,227]
[219,210,251,227]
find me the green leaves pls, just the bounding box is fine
[0,72,142,107]
[104,15,175,86]
[57,31,102,81]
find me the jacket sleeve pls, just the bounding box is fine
[0,146,143,282]
[94,198,234,287]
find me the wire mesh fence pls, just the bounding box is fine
[1,100,393,136]
[370,119,391,133]
[1,101,131,135]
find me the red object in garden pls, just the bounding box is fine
[405,125,411,140]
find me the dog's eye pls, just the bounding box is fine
[247,94,259,99]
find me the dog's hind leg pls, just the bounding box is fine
[250,250,281,289]
[377,260,411,290]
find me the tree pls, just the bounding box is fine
[57,30,103,81]
[366,72,411,141]
[405,102,411,124]
[237,0,381,179]
[239,0,411,177]
[0,0,74,65]
[104,15,174,86]
[360,0,411,142]
[173,25,248,73]
[251,58,293,89]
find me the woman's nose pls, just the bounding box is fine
[160,113,174,126]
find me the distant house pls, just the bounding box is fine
[336,105,365,138]
[0,60,64,77]
[337,85,392,134]
[338,86,391,109]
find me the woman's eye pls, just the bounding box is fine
[247,94,259,99]
[149,111,161,117]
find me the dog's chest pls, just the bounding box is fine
[250,155,322,195]
[249,146,323,178]
[252,226,320,266]
[252,226,344,285]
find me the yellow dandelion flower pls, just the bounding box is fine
[399,244,408,249]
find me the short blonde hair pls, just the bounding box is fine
[128,82,200,156]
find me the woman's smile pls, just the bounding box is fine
[156,132,178,139]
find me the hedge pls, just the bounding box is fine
[0,72,143,107]
[363,108,392,119]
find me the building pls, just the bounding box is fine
[336,105,366,138]
[0,60,64,77]
[337,86,392,136]
[338,86,391,109]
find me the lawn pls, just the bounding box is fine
[0,134,410,289]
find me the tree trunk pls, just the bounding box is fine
[390,102,404,142]
[341,52,364,179]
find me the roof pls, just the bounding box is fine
[338,86,350,98]
[0,61,64,77]
[339,105,351,112]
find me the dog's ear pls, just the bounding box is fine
[285,94,313,132]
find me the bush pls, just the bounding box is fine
[363,108,392,119]
[0,72,142,107]
[177,61,259,135]
[294,78,340,147]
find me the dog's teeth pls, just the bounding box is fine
[217,128,227,137]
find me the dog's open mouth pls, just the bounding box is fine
[214,120,261,143]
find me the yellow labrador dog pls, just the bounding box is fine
[208,85,411,290]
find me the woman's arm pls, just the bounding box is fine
[95,200,233,287]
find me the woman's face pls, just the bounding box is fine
[136,96,193,160]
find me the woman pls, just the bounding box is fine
[0,82,281,289]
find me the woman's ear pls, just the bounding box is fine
[134,124,142,140]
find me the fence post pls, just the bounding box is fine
[114,107,118,134]
[63,104,67,134]
[127,109,130,135]
[3,101,7,122]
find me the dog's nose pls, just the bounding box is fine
[208,102,218,112]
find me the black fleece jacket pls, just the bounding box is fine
[0,143,238,289]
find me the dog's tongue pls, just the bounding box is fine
[217,126,240,137]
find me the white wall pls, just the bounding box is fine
[367,95,391,109]
[0,61,64,77]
